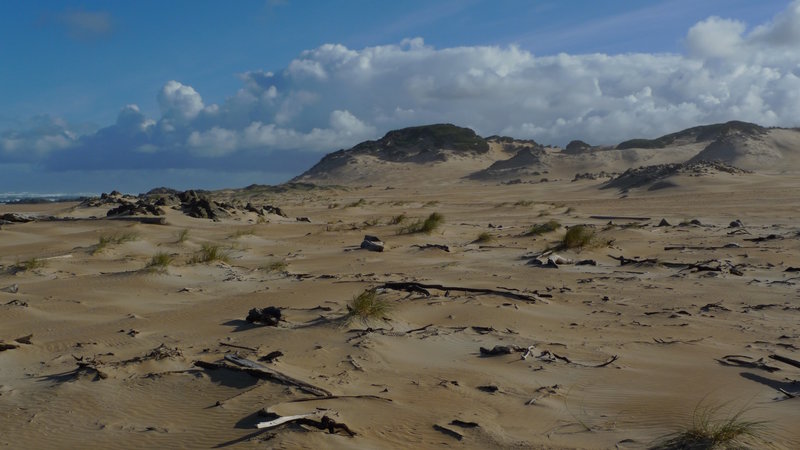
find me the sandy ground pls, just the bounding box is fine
[1,172,799,449]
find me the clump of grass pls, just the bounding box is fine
[190,244,230,264]
[474,231,494,243]
[561,225,595,249]
[525,220,561,236]
[145,252,173,272]
[176,228,190,244]
[231,228,255,238]
[262,260,287,273]
[654,402,767,449]
[345,198,367,208]
[514,200,534,207]
[13,257,47,272]
[399,212,444,235]
[389,213,407,225]
[346,289,391,324]
[93,231,140,255]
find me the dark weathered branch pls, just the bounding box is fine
[194,356,332,397]
[378,281,540,302]
[769,354,800,369]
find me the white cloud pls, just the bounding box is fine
[158,81,205,121]
[5,0,800,179]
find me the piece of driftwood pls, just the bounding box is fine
[590,215,650,221]
[413,244,450,252]
[769,354,800,369]
[609,255,658,266]
[194,355,332,397]
[537,350,618,367]
[257,413,356,436]
[283,394,392,404]
[0,283,18,293]
[378,281,540,302]
[664,244,744,251]
[14,334,33,344]
[479,345,525,356]
[257,413,318,429]
[219,342,257,352]
[778,388,797,399]
[744,234,781,242]
[717,355,781,372]
[653,337,706,344]
[433,424,463,440]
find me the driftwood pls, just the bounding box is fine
[590,215,650,221]
[413,244,450,252]
[433,424,463,440]
[479,345,525,356]
[282,394,392,404]
[219,342,257,352]
[744,234,781,242]
[194,355,332,397]
[717,355,781,372]
[609,255,658,266]
[257,413,356,436]
[378,281,540,302]
[769,354,800,369]
[664,244,744,251]
[537,350,619,367]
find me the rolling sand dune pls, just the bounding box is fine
[2,122,800,449]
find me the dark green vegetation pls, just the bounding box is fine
[616,121,765,150]
[561,225,595,249]
[346,289,391,324]
[525,220,561,236]
[399,212,444,234]
[190,244,230,264]
[653,403,767,449]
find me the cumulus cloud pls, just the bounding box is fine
[5,0,800,189]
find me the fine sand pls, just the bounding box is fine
[2,171,800,449]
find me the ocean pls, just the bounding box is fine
[0,192,96,204]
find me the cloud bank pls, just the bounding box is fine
[4,1,800,190]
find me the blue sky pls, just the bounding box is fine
[0,0,797,193]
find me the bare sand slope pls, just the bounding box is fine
[1,173,799,449]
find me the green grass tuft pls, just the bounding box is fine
[389,213,407,225]
[346,289,392,324]
[93,231,140,255]
[561,225,595,249]
[145,252,173,271]
[261,260,287,273]
[474,231,494,243]
[654,402,767,449]
[13,257,47,272]
[190,244,230,264]
[176,228,190,244]
[345,198,367,208]
[525,220,561,236]
[399,212,444,235]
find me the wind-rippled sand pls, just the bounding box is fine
[2,174,799,449]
